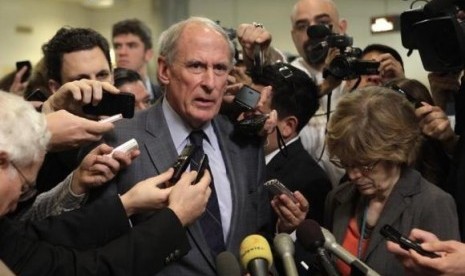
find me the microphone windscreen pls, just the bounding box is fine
[216,251,241,276]
[239,234,273,270]
[273,233,295,256]
[296,219,325,251]
[306,24,332,38]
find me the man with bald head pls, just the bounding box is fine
[290,0,348,186]
[92,17,290,275]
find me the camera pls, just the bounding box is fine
[401,0,465,71]
[306,25,380,80]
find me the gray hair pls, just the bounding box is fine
[158,16,235,65]
[0,92,50,166]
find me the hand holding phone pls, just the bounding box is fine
[82,91,135,118]
[16,60,32,83]
[380,224,440,258]
[264,179,297,203]
[233,85,261,111]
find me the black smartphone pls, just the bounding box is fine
[193,154,209,184]
[163,144,197,188]
[264,179,297,203]
[82,91,135,118]
[380,224,440,258]
[25,89,48,102]
[234,85,261,111]
[235,114,269,136]
[16,60,32,82]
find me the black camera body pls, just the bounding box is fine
[401,0,465,71]
[307,25,380,80]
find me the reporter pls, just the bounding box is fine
[0,91,212,275]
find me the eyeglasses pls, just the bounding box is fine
[11,162,37,202]
[330,158,379,175]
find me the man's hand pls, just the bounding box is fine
[71,143,140,195]
[168,170,212,226]
[46,110,115,151]
[9,66,29,95]
[119,169,176,217]
[415,103,457,154]
[42,79,119,116]
[237,23,272,62]
[387,228,465,276]
[373,53,404,83]
[272,191,309,233]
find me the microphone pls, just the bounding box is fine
[239,234,273,276]
[296,220,339,276]
[216,251,241,276]
[321,228,380,276]
[273,233,298,276]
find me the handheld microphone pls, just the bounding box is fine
[296,220,339,276]
[239,234,273,276]
[216,251,241,276]
[321,228,380,276]
[273,233,298,276]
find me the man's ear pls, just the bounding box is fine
[48,79,61,93]
[157,56,170,86]
[280,115,298,138]
[144,48,154,63]
[339,18,348,34]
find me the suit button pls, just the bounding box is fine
[174,249,181,257]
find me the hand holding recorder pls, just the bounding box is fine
[266,179,309,233]
[386,227,465,276]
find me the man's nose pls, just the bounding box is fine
[201,68,215,92]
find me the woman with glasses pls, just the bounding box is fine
[324,86,460,276]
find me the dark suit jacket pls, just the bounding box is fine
[95,99,271,275]
[266,138,332,275]
[266,138,331,224]
[0,196,190,276]
[325,168,460,276]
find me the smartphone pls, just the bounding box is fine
[264,179,297,203]
[25,89,48,102]
[16,60,32,82]
[234,85,261,111]
[193,154,209,184]
[380,224,440,258]
[162,144,197,188]
[235,114,269,136]
[82,91,135,118]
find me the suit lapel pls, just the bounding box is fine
[144,101,178,173]
[332,185,358,243]
[364,169,421,260]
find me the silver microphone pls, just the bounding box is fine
[321,227,380,276]
[273,233,298,276]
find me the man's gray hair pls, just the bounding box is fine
[158,16,235,65]
[0,92,50,166]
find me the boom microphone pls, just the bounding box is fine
[239,234,273,276]
[273,233,298,276]
[321,228,380,276]
[296,220,339,276]
[216,251,241,276]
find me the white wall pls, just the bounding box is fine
[0,0,430,85]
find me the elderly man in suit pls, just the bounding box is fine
[91,16,308,275]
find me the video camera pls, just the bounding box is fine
[306,24,379,80]
[401,0,465,72]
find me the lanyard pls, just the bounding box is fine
[357,205,368,259]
